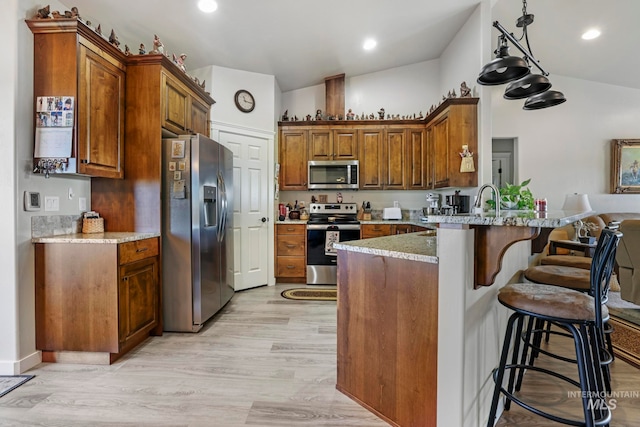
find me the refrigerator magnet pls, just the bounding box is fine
[173,171,182,180]
[171,140,185,158]
[178,161,186,171]
[168,161,176,171]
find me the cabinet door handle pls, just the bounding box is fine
[136,247,149,253]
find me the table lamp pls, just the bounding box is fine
[562,193,592,241]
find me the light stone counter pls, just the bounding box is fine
[425,209,593,227]
[334,231,437,263]
[32,232,160,244]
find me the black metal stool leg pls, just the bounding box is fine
[487,312,519,427]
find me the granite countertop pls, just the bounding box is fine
[32,232,160,244]
[334,231,438,264]
[424,210,594,228]
[275,219,437,229]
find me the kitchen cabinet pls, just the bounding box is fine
[27,18,126,179]
[277,98,478,192]
[275,224,306,283]
[383,128,408,190]
[426,98,479,189]
[91,54,215,232]
[161,71,211,137]
[358,128,385,189]
[35,236,160,364]
[361,224,392,239]
[279,129,309,190]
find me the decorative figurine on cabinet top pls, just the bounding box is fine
[281,110,289,121]
[35,5,51,19]
[151,34,164,54]
[70,7,80,19]
[315,109,323,120]
[346,109,355,120]
[378,108,385,120]
[95,24,102,36]
[124,45,131,56]
[109,29,120,48]
[139,43,146,55]
[460,81,472,98]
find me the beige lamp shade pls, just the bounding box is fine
[561,193,592,212]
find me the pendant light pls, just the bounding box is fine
[477,0,566,109]
[504,73,552,99]
[477,36,530,86]
[523,90,567,110]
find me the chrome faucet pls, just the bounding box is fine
[473,183,501,216]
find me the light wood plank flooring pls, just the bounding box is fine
[0,284,638,426]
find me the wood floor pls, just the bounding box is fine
[0,284,638,426]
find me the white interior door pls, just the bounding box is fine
[217,130,270,291]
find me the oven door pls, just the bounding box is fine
[306,224,360,284]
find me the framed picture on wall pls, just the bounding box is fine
[611,139,640,193]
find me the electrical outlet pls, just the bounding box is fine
[44,196,60,212]
[79,197,87,212]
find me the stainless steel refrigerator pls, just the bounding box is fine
[161,134,234,332]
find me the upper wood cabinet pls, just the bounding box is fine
[279,129,309,190]
[308,128,358,161]
[161,71,211,137]
[358,128,385,189]
[277,98,478,191]
[91,54,215,233]
[27,19,126,179]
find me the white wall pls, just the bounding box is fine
[492,75,640,213]
[1,0,93,375]
[281,60,441,122]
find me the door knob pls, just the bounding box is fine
[261,217,267,223]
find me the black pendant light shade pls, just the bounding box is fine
[504,73,552,99]
[477,45,530,86]
[523,90,567,110]
[478,2,566,110]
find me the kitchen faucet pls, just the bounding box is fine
[473,183,500,216]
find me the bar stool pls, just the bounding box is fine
[486,229,621,427]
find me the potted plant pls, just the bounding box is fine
[486,179,535,210]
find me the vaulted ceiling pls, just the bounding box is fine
[57,0,640,92]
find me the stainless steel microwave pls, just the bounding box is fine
[308,160,359,190]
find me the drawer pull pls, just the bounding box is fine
[285,244,296,248]
[136,247,149,253]
[286,228,295,231]
[286,265,295,269]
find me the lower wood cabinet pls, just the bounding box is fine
[361,223,430,239]
[275,224,306,283]
[35,237,160,364]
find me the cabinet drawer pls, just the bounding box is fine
[276,257,306,277]
[277,235,305,256]
[361,224,392,239]
[119,238,159,265]
[277,224,305,235]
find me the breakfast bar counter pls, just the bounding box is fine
[334,209,594,426]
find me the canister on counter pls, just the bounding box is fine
[534,198,547,211]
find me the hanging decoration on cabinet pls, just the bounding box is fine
[33,95,74,176]
[459,145,475,173]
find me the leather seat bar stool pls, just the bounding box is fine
[487,229,622,427]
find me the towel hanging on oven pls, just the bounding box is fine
[325,230,340,255]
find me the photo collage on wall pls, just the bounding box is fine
[36,96,74,127]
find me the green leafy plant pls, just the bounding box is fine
[486,179,535,210]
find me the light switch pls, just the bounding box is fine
[79,197,87,212]
[45,196,60,212]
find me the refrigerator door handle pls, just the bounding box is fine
[217,172,227,243]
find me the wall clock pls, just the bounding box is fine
[234,89,255,113]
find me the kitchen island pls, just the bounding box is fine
[334,210,592,427]
[33,232,161,364]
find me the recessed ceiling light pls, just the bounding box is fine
[363,38,377,51]
[581,28,601,40]
[198,0,218,13]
